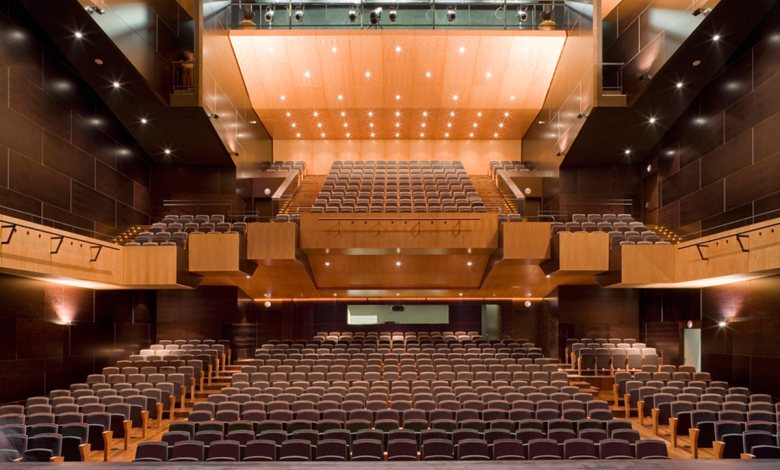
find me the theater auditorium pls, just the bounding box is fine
[0,0,779,467]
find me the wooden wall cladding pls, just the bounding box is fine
[558,285,640,342]
[0,4,152,236]
[0,273,154,404]
[645,5,780,234]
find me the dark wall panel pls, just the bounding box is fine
[644,6,780,234]
[0,274,155,404]
[0,5,151,235]
[156,286,241,341]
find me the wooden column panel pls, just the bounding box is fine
[188,233,241,274]
[502,222,551,262]
[558,232,609,273]
[247,222,298,261]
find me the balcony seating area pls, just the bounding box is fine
[257,161,306,173]
[550,214,671,246]
[124,215,247,247]
[312,161,487,213]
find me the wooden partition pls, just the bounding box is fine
[502,222,552,262]
[247,222,298,261]
[299,213,499,255]
[618,217,780,287]
[189,233,242,274]
[557,232,610,273]
[0,215,122,285]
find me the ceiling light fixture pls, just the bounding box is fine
[425,71,432,78]
[294,8,304,22]
[450,111,456,117]
[340,111,346,117]
[395,94,401,100]
[74,31,83,39]
[446,122,452,128]
[324,261,330,267]
[712,34,721,42]
[285,111,291,117]
[111,80,121,89]
[140,118,148,125]
[303,71,311,78]
[395,261,402,267]
[364,71,371,78]
[458,46,466,54]
[163,148,172,155]
[624,149,632,156]
[676,81,684,89]
[485,71,492,79]
[447,8,457,22]
[466,261,473,267]
[337,94,343,100]
[394,45,402,53]
[280,95,286,101]
[452,94,459,101]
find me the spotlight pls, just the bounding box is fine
[264,8,275,22]
[112,81,121,89]
[74,31,83,39]
[264,301,271,308]
[517,6,528,22]
[348,8,358,22]
[294,8,304,22]
[389,8,397,22]
[370,7,382,25]
[447,8,457,22]
[524,300,532,308]
[718,320,727,328]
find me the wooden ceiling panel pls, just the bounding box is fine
[230,30,566,140]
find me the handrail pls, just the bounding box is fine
[0,204,116,242]
[495,169,526,215]
[317,216,482,222]
[677,208,780,241]
[676,217,780,261]
[271,169,301,215]
[0,216,119,262]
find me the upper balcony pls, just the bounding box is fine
[229,0,571,31]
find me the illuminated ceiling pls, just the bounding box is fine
[229,30,566,140]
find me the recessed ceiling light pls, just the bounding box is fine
[446,122,452,128]
[509,95,515,101]
[337,94,343,100]
[342,122,348,128]
[346,132,351,138]
[395,94,401,100]
[466,261,473,267]
[692,59,702,67]
[676,82,684,89]
[450,111,456,117]
[296,132,301,138]
[340,111,346,117]
[422,111,428,117]
[303,71,311,78]
[648,117,657,124]
[538,120,545,124]
[140,118,148,125]
[74,31,83,39]
[333,293,338,297]
[471,122,478,128]
[395,132,400,138]
[624,149,632,155]
[163,148,172,155]
[313,111,319,117]
[291,123,297,128]
[395,293,400,297]
[444,132,450,138]
[425,71,432,78]
[395,122,400,128]
[421,123,427,128]
[285,111,291,117]
[459,292,464,297]
[364,71,371,78]
[458,46,466,54]
[493,132,499,138]
[268,47,275,53]
[317,123,322,128]
[394,45,402,53]
[324,261,331,267]
[94,58,103,65]
[498,123,504,128]
[111,81,121,89]
[485,71,493,79]
[469,132,474,138]
[321,132,326,138]
[367,111,373,117]
[395,260,402,267]
[370,132,375,138]
[369,122,374,128]
[452,94,459,101]
[280,95,286,101]
[712,34,721,41]
[331,46,338,53]
[477,112,482,117]
[395,111,401,117]
[546,274,551,279]
[504,111,510,117]
[419,132,424,138]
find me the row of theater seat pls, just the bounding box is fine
[0,338,230,462]
[313,161,486,213]
[257,161,306,172]
[126,216,247,247]
[489,160,528,176]
[136,435,671,462]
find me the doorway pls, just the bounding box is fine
[683,328,701,372]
